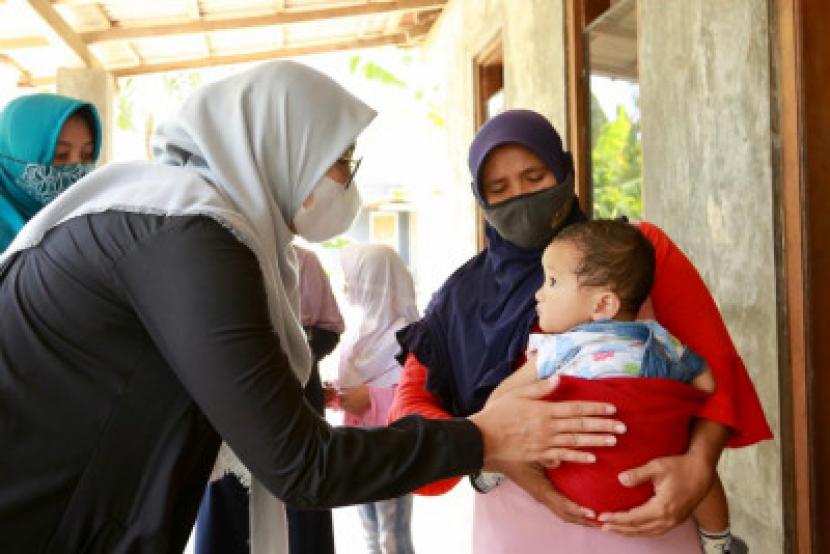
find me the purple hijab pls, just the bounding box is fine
[396,110,583,415]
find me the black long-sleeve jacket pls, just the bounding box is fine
[0,212,481,554]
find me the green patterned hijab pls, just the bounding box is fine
[0,93,101,250]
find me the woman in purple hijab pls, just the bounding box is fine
[390,109,740,553]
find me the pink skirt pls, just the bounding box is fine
[472,479,702,554]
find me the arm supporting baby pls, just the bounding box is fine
[595,222,746,536]
[599,419,728,535]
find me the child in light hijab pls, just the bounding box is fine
[288,245,343,554]
[328,243,419,554]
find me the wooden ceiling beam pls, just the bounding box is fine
[21,0,102,67]
[402,9,440,42]
[81,0,446,43]
[0,36,50,49]
[0,52,33,86]
[187,0,201,21]
[126,42,142,66]
[26,74,57,86]
[111,33,404,78]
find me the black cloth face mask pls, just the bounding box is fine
[480,173,576,249]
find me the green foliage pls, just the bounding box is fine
[590,93,608,141]
[390,188,409,202]
[360,61,406,87]
[321,237,352,249]
[116,78,135,131]
[347,52,444,128]
[590,101,642,220]
[162,72,203,102]
[426,110,445,128]
[349,55,405,86]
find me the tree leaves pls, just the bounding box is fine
[591,99,642,220]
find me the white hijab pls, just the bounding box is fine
[0,60,376,554]
[338,244,419,388]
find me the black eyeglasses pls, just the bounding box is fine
[338,155,362,189]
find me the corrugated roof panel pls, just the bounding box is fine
[285,0,358,8]
[89,41,140,68]
[200,0,278,18]
[132,34,209,61]
[207,26,284,53]
[101,0,192,26]
[1,1,443,79]
[7,47,80,78]
[284,15,365,44]
[0,3,47,37]
[53,3,111,33]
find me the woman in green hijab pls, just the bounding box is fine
[0,93,102,250]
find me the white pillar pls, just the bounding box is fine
[56,67,115,163]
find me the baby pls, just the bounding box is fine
[492,219,741,554]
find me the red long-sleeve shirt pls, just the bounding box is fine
[389,222,773,495]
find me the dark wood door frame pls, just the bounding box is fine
[774,0,812,551]
[770,0,829,551]
[473,32,504,251]
[776,0,830,552]
[565,1,825,551]
[798,0,830,543]
[566,0,611,215]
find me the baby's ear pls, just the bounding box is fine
[591,290,621,321]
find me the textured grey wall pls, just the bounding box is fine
[638,1,783,551]
[417,0,568,294]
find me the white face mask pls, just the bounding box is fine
[292,175,361,242]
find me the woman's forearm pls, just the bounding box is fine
[638,221,772,447]
[389,353,454,422]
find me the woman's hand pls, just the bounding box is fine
[468,376,625,472]
[597,419,727,536]
[596,451,713,536]
[338,385,371,415]
[500,461,598,526]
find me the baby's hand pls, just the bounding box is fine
[322,382,339,408]
[489,358,540,403]
[338,385,371,415]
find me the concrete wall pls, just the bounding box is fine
[416,0,567,294]
[56,68,115,164]
[638,1,783,551]
[418,0,784,548]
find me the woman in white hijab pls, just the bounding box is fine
[331,244,419,554]
[0,61,626,554]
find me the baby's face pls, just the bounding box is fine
[535,241,599,333]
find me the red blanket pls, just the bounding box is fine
[545,375,708,514]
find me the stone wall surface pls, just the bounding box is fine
[418,0,567,292]
[422,1,784,550]
[638,1,783,551]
